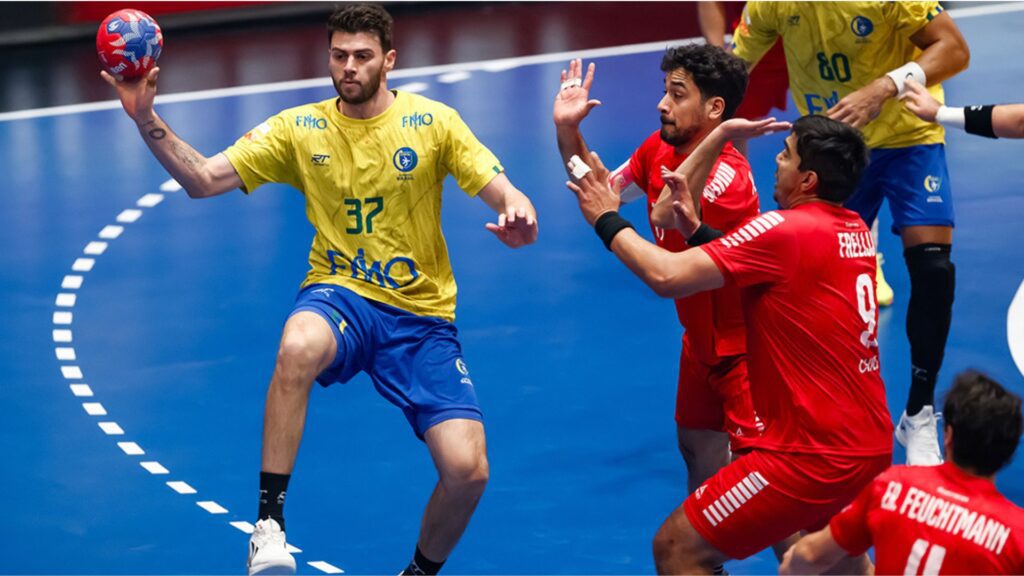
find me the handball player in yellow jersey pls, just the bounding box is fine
[102,4,537,574]
[733,1,970,467]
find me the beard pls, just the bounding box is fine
[659,117,700,147]
[335,65,383,105]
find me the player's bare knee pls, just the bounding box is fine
[441,451,489,496]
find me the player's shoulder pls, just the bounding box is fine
[718,142,752,172]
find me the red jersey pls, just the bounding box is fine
[629,131,759,363]
[702,201,892,455]
[831,463,1024,574]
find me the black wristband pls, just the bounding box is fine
[964,105,998,139]
[686,223,725,246]
[594,211,634,251]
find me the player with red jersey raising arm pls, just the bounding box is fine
[554,46,763,523]
[564,114,893,573]
[780,370,1024,575]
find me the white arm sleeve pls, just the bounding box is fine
[610,160,645,204]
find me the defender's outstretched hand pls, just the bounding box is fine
[553,58,602,128]
[900,79,941,122]
[565,151,622,225]
[718,116,793,141]
[101,66,159,124]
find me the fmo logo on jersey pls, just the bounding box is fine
[295,114,328,129]
[402,112,433,128]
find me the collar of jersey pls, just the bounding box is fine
[330,89,403,128]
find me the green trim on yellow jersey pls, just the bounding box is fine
[734,1,947,149]
[222,91,504,322]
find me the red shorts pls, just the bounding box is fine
[675,338,761,452]
[683,449,891,560]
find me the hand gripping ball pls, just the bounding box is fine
[96,9,163,81]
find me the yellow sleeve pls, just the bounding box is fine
[888,1,944,37]
[731,2,779,66]
[221,112,298,194]
[440,109,504,197]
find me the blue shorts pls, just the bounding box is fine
[844,143,954,234]
[291,284,482,439]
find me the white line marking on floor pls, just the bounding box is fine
[118,442,145,455]
[61,365,83,379]
[72,258,95,272]
[98,422,125,435]
[196,501,228,514]
[308,561,345,574]
[82,402,106,416]
[438,71,471,84]
[140,461,170,474]
[230,521,255,534]
[1008,279,1024,378]
[99,225,124,239]
[287,543,303,554]
[84,241,108,255]
[53,311,73,325]
[69,384,93,397]
[137,193,164,208]
[167,481,197,494]
[55,293,77,307]
[53,329,72,343]
[61,275,84,289]
[55,347,76,360]
[116,209,143,223]
[160,178,182,192]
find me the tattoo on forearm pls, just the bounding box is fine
[141,120,167,140]
[171,141,203,171]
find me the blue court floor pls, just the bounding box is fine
[2,5,1024,574]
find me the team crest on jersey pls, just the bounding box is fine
[851,16,873,38]
[393,147,418,181]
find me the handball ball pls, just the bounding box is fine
[96,9,163,81]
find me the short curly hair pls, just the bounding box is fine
[327,3,393,53]
[660,44,749,120]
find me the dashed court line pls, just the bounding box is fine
[52,176,345,573]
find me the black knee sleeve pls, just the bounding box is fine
[904,243,956,414]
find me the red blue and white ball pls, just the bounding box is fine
[96,9,163,81]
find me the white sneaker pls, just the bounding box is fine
[895,406,944,466]
[248,518,296,575]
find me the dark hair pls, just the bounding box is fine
[943,370,1023,476]
[791,115,869,203]
[327,3,393,53]
[660,44,748,120]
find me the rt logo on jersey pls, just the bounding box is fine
[924,175,942,193]
[850,16,874,37]
[311,154,330,166]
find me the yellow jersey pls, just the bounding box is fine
[733,1,946,149]
[223,91,503,322]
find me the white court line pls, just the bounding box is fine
[116,209,143,223]
[230,521,255,534]
[140,461,169,474]
[69,384,93,397]
[52,329,72,342]
[55,293,77,307]
[1008,280,1024,378]
[72,258,95,272]
[61,275,84,289]
[61,365,83,379]
[55,347,76,360]
[99,225,124,239]
[308,561,345,574]
[53,311,73,325]
[98,422,125,435]
[287,543,303,554]
[118,442,145,455]
[196,501,228,514]
[167,481,197,494]
[84,241,108,255]
[137,193,164,208]
[160,178,182,192]
[83,402,106,416]
[0,1,1016,124]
